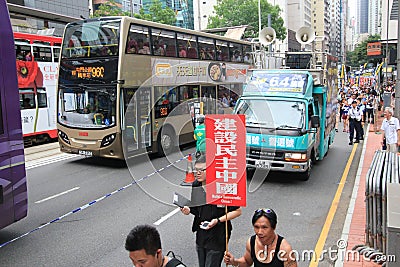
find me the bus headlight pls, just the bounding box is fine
[101,134,116,147]
[58,130,70,144]
[284,153,307,162]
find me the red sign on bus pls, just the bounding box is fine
[205,115,247,207]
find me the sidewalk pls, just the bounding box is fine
[342,114,384,267]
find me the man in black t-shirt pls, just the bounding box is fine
[180,154,242,267]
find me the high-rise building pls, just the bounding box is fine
[142,0,194,29]
[312,0,330,52]
[193,0,216,30]
[121,0,142,15]
[330,0,341,57]
[287,0,312,51]
[357,0,368,34]
[368,0,381,35]
[7,0,89,35]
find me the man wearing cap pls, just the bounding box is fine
[348,100,363,145]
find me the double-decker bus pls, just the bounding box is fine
[14,32,61,145]
[0,0,28,229]
[57,16,252,159]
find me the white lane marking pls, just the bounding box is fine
[153,208,180,225]
[35,187,80,204]
[26,154,80,170]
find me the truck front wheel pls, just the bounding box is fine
[298,158,312,181]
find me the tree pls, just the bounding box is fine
[92,0,130,17]
[346,34,381,67]
[134,0,177,26]
[207,0,286,40]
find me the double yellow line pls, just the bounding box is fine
[309,143,358,267]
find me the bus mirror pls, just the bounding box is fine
[311,115,320,128]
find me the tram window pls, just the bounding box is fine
[127,24,150,55]
[198,37,214,60]
[33,46,52,62]
[37,88,47,108]
[216,40,229,61]
[53,47,60,62]
[19,91,35,109]
[15,44,31,60]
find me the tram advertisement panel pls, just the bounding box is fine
[58,58,118,85]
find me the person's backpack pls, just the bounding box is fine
[165,251,186,267]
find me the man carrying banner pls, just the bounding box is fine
[180,154,242,267]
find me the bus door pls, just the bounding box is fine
[200,86,217,114]
[122,87,151,153]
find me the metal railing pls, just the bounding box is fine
[357,150,400,265]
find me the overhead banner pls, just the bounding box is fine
[205,115,246,207]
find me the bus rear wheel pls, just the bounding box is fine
[157,128,174,156]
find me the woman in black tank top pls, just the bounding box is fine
[224,208,297,267]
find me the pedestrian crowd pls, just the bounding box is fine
[337,81,400,152]
[124,152,298,267]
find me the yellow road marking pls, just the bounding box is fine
[308,143,358,267]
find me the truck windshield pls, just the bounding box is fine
[235,99,305,129]
[61,18,120,58]
[58,86,117,129]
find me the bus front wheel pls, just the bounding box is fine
[157,128,174,156]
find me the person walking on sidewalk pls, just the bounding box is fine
[348,101,363,145]
[380,107,400,153]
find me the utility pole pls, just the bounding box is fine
[396,1,400,118]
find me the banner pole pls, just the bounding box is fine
[225,205,228,267]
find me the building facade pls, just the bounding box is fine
[330,0,341,58]
[357,0,368,34]
[312,0,330,53]
[7,0,89,35]
[368,0,381,35]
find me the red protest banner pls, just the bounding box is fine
[205,114,247,207]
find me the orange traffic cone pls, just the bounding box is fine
[181,154,195,186]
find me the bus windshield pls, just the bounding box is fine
[58,86,117,128]
[61,18,120,58]
[235,99,305,129]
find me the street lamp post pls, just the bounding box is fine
[258,0,262,34]
[396,0,400,118]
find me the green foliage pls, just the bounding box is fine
[92,0,130,17]
[346,34,381,67]
[207,0,286,40]
[134,0,177,26]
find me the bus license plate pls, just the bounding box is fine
[79,150,93,156]
[255,160,270,169]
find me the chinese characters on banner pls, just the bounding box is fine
[205,115,246,207]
